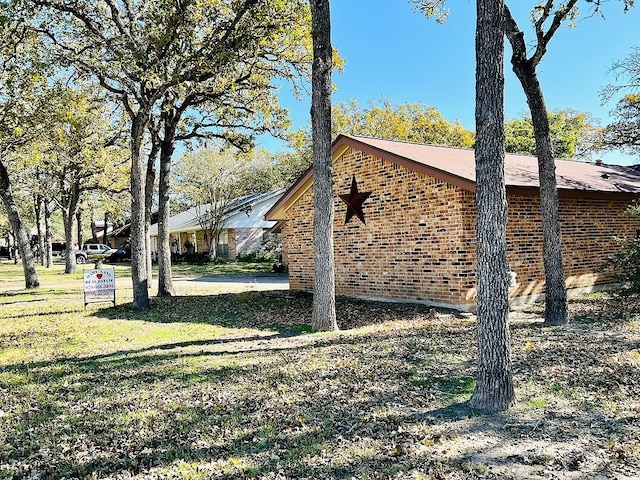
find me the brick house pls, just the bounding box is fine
[150,189,284,260]
[266,134,640,311]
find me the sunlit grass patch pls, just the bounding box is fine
[409,374,476,403]
[1,269,639,479]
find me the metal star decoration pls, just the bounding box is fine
[339,175,372,225]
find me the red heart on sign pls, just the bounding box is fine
[97,274,103,279]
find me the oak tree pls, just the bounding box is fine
[601,47,640,155]
[414,0,515,411]
[0,13,43,288]
[469,0,516,412]
[505,109,596,159]
[150,1,311,296]
[172,147,273,259]
[504,0,634,326]
[40,85,129,274]
[309,0,337,331]
[332,99,475,147]
[29,0,310,308]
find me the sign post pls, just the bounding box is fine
[83,268,116,308]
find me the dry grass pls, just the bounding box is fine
[0,262,639,479]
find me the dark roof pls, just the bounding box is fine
[266,134,640,221]
[342,135,640,194]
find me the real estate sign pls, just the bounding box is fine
[83,268,116,307]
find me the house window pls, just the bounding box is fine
[217,230,229,257]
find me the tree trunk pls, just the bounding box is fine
[209,227,220,260]
[91,213,98,243]
[0,160,39,288]
[157,120,176,297]
[145,143,156,285]
[130,113,151,309]
[103,211,109,245]
[44,200,53,268]
[76,208,84,247]
[310,0,337,332]
[509,59,568,327]
[34,194,44,265]
[62,208,77,274]
[468,0,515,412]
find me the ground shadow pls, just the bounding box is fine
[93,290,446,333]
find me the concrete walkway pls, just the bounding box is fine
[172,274,289,292]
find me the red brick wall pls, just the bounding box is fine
[506,195,640,301]
[284,147,476,308]
[195,230,209,254]
[282,147,640,309]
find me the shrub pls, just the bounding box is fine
[604,236,640,295]
[236,233,283,263]
[602,203,640,295]
[180,253,210,265]
[237,252,270,263]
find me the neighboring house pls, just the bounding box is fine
[106,223,131,249]
[150,189,284,260]
[266,134,640,312]
[106,212,158,249]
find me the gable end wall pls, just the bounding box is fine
[283,147,476,307]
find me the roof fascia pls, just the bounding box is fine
[265,168,314,221]
[507,186,640,201]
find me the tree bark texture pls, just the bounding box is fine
[103,212,109,246]
[91,216,98,244]
[76,209,83,247]
[468,0,515,412]
[518,69,567,326]
[34,194,44,265]
[130,113,151,309]
[504,7,568,326]
[310,0,337,332]
[62,182,80,274]
[44,200,53,268]
[145,143,157,284]
[0,160,39,288]
[63,209,77,274]
[157,117,177,297]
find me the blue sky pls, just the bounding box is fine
[261,0,640,164]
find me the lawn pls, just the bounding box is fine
[0,262,639,479]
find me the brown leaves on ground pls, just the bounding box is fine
[0,290,639,479]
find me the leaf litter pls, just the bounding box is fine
[0,289,639,479]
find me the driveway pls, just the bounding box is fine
[172,274,289,293]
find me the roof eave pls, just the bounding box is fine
[507,185,640,199]
[265,168,314,221]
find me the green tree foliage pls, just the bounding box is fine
[270,130,314,187]
[272,100,476,189]
[332,99,475,147]
[602,47,640,156]
[29,0,313,308]
[172,147,271,258]
[0,9,47,287]
[604,204,640,295]
[603,93,640,154]
[505,109,596,158]
[37,85,129,273]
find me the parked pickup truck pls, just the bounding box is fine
[61,243,113,264]
[82,243,112,257]
[61,248,88,264]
